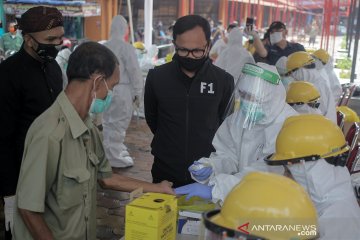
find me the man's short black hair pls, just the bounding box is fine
[269,21,286,32]
[263,28,270,40]
[173,15,211,42]
[67,42,119,82]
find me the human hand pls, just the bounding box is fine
[133,95,140,108]
[157,180,175,195]
[175,183,212,200]
[4,195,15,233]
[188,161,213,181]
[244,26,259,39]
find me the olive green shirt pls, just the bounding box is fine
[13,91,112,240]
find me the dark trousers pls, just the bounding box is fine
[151,156,194,188]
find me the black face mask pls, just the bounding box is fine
[30,35,61,62]
[173,53,208,72]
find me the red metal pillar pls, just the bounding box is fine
[326,0,333,50]
[275,0,281,20]
[241,2,245,25]
[234,1,238,23]
[320,0,326,48]
[257,4,263,29]
[190,0,194,14]
[218,0,229,28]
[178,0,189,17]
[292,9,297,38]
[269,4,273,24]
[332,0,340,56]
[230,0,235,24]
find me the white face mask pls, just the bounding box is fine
[292,104,322,115]
[270,32,283,45]
[314,59,324,70]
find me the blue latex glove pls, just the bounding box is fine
[175,183,213,200]
[188,161,213,181]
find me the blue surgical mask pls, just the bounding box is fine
[90,80,113,114]
[240,100,265,123]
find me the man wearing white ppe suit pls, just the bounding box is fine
[286,51,337,123]
[209,23,237,61]
[286,81,322,115]
[102,15,143,167]
[176,115,360,239]
[275,56,294,89]
[175,63,297,197]
[214,27,255,84]
[55,48,71,89]
[312,49,342,105]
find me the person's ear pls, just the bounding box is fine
[206,41,211,53]
[92,74,106,91]
[23,34,34,48]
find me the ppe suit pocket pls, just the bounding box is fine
[59,168,90,209]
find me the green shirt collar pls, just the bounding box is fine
[57,91,94,139]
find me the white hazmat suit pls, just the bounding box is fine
[292,104,322,115]
[55,48,71,89]
[291,67,337,123]
[209,160,360,240]
[315,57,343,105]
[102,15,143,167]
[275,56,295,90]
[193,63,297,180]
[214,28,255,84]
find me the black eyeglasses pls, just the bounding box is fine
[307,101,320,108]
[289,101,320,109]
[304,62,316,69]
[174,44,208,59]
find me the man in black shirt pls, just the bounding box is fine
[246,21,305,65]
[144,15,234,187]
[0,6,64,239]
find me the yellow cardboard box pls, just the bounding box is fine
[125,193,177,240]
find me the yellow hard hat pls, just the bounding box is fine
[268,114,349,162]
[337,106,360,123]
[286,51,315,74]
[204,172,318,240]
[133,41,145,50]
[286,81,320,104]
[312,49,330,64]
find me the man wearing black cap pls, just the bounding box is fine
[0,6,63,239]
[245,21,305,65]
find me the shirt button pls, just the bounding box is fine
[85,216,88,221]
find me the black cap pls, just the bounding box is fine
[268,21,286,32]
[18,6,63,34]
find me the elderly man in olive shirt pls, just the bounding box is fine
[13,42,174,240]
[0,6,64,240]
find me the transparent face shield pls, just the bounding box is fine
[223,63,281,130]
[203,209,318,240]
[203,210,265,240]
[264,146,349,198]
